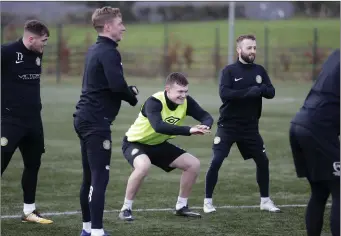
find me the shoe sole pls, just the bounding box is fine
[22,220,53,224]
[118,216,134,222]
[174,212,202,218]
[203,209,217,214]
[260,208,281,213]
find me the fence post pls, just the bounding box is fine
[163,22,169,80]
[56,23,62,84]
[312,28,318,81]
[0,24,4,43]
[264,26,269,71]
[214,27,220,82]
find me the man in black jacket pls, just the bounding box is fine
[203,34,280,213]
[1,20,53,224]
[289,49,340,236]
[73,7,138,236]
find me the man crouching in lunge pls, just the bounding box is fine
[118,72,213,221]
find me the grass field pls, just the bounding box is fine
[4,19,340,48]
[1,77,334,236]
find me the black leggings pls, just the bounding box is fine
[306,178,340,236]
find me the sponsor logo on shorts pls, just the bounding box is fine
[131,148,139,156]
[1,137,8,146]
[214,136,221,144]
[103,140,111,150]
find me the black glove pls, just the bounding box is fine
[129,86,139,95]
[247,86,262,97]
[260,84,267,94]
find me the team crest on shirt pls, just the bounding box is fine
[1,137,8,146]
[333,162,340,176]
[214,136,221,144]
[256,75,262,84]
[103,140,111,150]
[36,57,41,66]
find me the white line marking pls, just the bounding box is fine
[1,203,331,219]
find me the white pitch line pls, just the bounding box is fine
[1,203,331,219]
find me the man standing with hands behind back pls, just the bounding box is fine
[204,34,280,214]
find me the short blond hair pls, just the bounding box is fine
[91,7,122,32]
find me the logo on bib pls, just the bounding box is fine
[164,116,180,125]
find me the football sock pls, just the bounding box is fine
[176,196,188,210]
[23,203,36,215]
[83,222,91,233]
[121,198,133,211]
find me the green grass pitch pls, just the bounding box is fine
[1,76,333,236]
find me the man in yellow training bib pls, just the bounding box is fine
[119,72,213,221]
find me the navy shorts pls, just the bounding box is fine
[212,126,266,160]
[122,136,186,172]
[289,123,340,181]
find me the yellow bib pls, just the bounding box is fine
[126,91,187,145]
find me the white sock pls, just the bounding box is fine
[83,222,91,233]
[204,198,213,204]
[23,203,36,215]
[176,196,188,210]
[91,229,104,236]
[121,198,133,211]
[261,197,270,203]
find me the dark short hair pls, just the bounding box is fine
[24,20,50,37]
[165,72,189,86]
[236,34,256,44]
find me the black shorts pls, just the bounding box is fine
[1,118,45,154]
[289,123,340,181]
[212,126,266,160]
[122,137,186,172]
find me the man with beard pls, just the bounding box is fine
[203,34,280,213]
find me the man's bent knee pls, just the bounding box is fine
[133,154,151,176]
[170,153,201,173]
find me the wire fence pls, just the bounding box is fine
[1,22,338,83]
